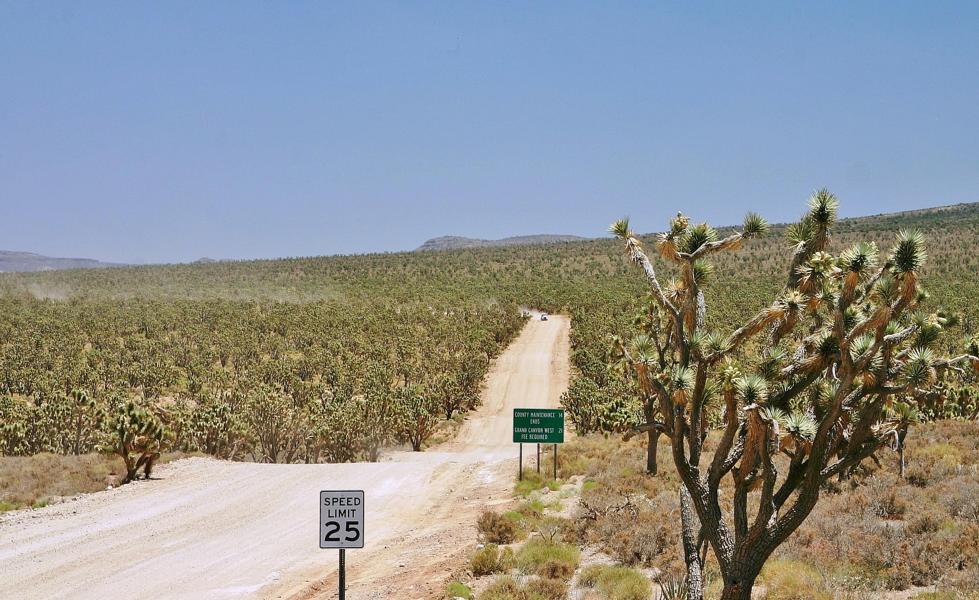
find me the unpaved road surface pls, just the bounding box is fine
[0,316,570,600]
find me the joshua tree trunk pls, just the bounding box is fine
[720,580,755,600]
[74,415,82,456]
[897,428,908,479]
[646,429,659,475]
[680,487,704,600]
[643,400,659,475]
[719,560,765,600]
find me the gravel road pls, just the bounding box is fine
[0,315,570,600]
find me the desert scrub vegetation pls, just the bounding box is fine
[0,293,525,476]
[559,420,979,598]
[471,544,516,577]
[515,468,563,497]
[478,510,521,544]
[578,564,653,600]
[479,575,568,600]
[445,580,473,599]
[1,200,977,478]
[0,451,189,512]
[460,477,582,598]
[515,536,581,580]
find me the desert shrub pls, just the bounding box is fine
[560,433,686,569]
[534,516,567,544]
[944,479,979,521]
[864,476,907,520]
[576,485,682,569]
[517,498,546,519]
[478,510,520,544]
[908,511,944,535]
[579,564,652,600]
[906,441,966,487]
[471,544,513,577]
[909,593,959,600]
[525,577,568,600]
[516,537,580,581]
[445,580,472,599]
[515,470,561,497]
[479,575,568,600]
[480,576,524,600]
[761,559,833,600]
[538,557,576,580]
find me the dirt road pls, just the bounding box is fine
[0,316,570,600]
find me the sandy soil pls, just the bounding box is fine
[0,315,570,600]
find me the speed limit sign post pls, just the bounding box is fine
[320,490,364,600]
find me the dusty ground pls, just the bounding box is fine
[0,316,570,600]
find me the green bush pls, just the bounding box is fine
[516,537,580,581]
[479,575,567,600]
[481,576,524,600]
[445,580,472,599]
[579,564,652,600]
[471,544,514,577]
[525,577,568,600]
[478,510,520,544]
[515,470,548,496]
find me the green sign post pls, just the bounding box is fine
[513,408,564,480]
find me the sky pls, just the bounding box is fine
[1,2,978,264]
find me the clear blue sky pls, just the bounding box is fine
[2,2,978,263]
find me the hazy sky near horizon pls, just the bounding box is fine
[2,2,978,264]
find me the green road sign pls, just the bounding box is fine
[513,408,565,443]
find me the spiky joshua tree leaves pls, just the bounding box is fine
[610,190,979,600]
[100,396,169,484]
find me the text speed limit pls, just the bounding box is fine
[319,490,364,549]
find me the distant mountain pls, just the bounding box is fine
[416,234,587,252]
[0,251,124,273]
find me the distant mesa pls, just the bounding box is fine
[0,251,125,273]
[415,234,586,252]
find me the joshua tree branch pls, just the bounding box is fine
[625,238,681,319]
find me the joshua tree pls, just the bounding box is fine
[395,385,441,451]
[102,397,168,483]
[360,362,397,462]
[612,296,674,475]
[68,388,100,456]
[610,190,979,600]
[243,384,309,463]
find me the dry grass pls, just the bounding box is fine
[0,451,191,512]
[561,420,979,597]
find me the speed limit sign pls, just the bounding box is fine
[320,490,363,600]
[320,490,364,549]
